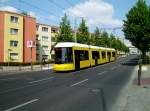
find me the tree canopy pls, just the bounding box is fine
[56,15,128,53]
[77,19,90,44]
[123,0,150,55]
[56,14,73,42]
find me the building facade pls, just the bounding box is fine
[0,11,36,63]
[51,25,59,60]
[23,16,36,63]
[36,23,51,62]
[0,11,23,63]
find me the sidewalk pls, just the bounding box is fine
[111,65,150,111]
[123,65,150,111]
[0,64,53,75]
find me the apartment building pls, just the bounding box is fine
[51,25,59,60]
[0,11,36,63]
[36,23,51,62]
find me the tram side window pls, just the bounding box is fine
[92,51,100,59]
[107,52,111,57]
[112,52,116,57]
[79,50,89,61]
[102,51,106,59]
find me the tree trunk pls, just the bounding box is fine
[142,51,146,64]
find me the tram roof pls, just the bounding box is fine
[55,42,115,51]
[55,42,89,48]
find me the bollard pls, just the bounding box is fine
[138,69,141,85]
[138,59,142,86]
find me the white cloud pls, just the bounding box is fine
[0,6,19,13]
[65,0,122,28]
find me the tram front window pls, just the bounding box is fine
[55,47,73,64]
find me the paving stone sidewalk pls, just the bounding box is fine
[123,65,150,111]
[111,65,150,111]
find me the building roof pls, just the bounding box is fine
[0,11,36,19]
[36,23,51,27]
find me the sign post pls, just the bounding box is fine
[27,40,36,70]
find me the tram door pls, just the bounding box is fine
[74,50,80,70]
[95,58,98,65]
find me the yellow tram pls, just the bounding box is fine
[53,42,116,71]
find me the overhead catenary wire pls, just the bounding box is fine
[0,1,60,23]
[19,0,60,17]
[65,0,75,7]
[47,0,65,10]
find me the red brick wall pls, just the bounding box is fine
[23,16,36,63]
[0,12,4,62]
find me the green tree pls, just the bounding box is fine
[123,0,150,58]
[56,14,73,42]
[77,19,90,44]
[100,31,110,47]
[93,27,101,46]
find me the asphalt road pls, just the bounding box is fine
[0,55,139,111]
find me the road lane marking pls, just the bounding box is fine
[4,99,38,111]
[98,71,107,75]
[29,77,54,84]
[0,78,20,81]
[0,78,54,94]
[111,66,117,70]
[70,79,88,87]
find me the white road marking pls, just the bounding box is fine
[4,99,38,111]
[98,71,107,75]
[29,77,54,84]
[0,78,54,94]
[71,79,88,87]
[111,66,117,70]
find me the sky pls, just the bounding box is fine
[0,0,150,46]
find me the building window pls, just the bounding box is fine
[42,36,48,41]
[42,45,48,50]
[10,28,18,35]
[10,53,18,60]
[36,35,39,40]
[10,40,18,47]
[36,25,39,31]
[52,29,56,33]
[42,27,48,32]
[10,16,18,23]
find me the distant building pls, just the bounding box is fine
[51,25,59,60]
[36,23,52,62]
[0,11,36,63]
[129,46,140,54]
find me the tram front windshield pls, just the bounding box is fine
[55,47,73,64]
